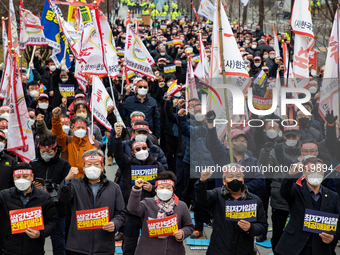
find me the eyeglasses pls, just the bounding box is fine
[138,86,148,89]
[135,146,147,152]
[233,139,247,145]
[301,150,317,153]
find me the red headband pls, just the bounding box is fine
[29,111,35,116]
[82,155,104,163]
[284,125,299,131]
[13,169,32,176]
[155,179,175,187]
[137,80,148,86]
[0,106,10,111]
[188,100,200,106]
[132,141,147,150]
[61,118,70,123]
[231,129,245,139]
[301,143,318,150]
[133,125,149,131]
[75,94,85,99]
[0,121,8,127]
[131,116,144,122]
[72,121,86,127]
[38,142,57,150]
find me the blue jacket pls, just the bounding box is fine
[122,138,169,170]
[179,114,197,164]
[206,127,265,194]
[120,95,161,138]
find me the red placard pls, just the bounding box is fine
[10,206,44,234]
[308,50,317,74]
[147,214,179,237]
[76,207,109,230]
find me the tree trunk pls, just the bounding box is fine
[242,4,248,25]
[259,0,264,27]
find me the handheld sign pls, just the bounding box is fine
[10,206,45,234]
[303,209,338,234]
[131,165,158,184]
[76,207,109,230]
[147,214,178,237]
[252,95,273,110]
[225,200,257,222]
[58,84,75,100]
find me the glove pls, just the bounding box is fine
[325,110,337,125]
[60,59,66,67]
[0,63,4,71]
[264,142,274,152]
[275,136,285,148]
[29,62,34,69]
[61,64,68,72]
[206,110,216,123]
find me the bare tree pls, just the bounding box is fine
[258,0,264,27]
[242,4,247,25]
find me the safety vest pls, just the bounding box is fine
[172,3,178,9]
[151,9,159,17]
[161,11,168,19]
[142,9,150,14]
[163,4,169,12]
[171,11,178,20]
[149,3,155,8]
[285,32,291,41]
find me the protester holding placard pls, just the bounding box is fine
[275,157,340,255]
[58,149,125,255]
[195,163,267,254]
[127,171,194,255]
[0,163,58,255]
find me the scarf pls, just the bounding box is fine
[154,194,177,219]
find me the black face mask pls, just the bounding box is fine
[298,117,310,127]
[176,66,182,72]
[158,64,164,69]
[227,179,243,192]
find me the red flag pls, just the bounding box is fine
[126,11,131,26]
[191,3,200,23]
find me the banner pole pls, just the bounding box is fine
[26,46,36,80]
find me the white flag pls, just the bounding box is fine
[19,7,48,51]
[291,0,314,88]
[8,0,19,53]
[319,10,340,121]
[91,76,125,130]
[0,51,11,100]
[273,23,280,57]
[197,0,216,21]
[124,24,155,78]
[57,15,82,57]
[186,56,199,100]
[2,18,8,62]
[7,56,36,162]
[194,33,210,84]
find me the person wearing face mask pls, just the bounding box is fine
[33,52,54,97]
[263,51,274,67]
[155,57,167,73]
[52,107,100,178]
[127,171,194,255]
[0,164,59,255]
[113,124,165,255]
[0,105,10,121]
[0,130,16,190]
[0,118,9,138]
[25,81,40,107]
[296,110,322,142]
[195,163,267,255]
[275,158,340,255]
[31,93,53,130]
[73,103,103,148]
[30,134,71,255]
[249,56,263,77]
[61,117,71,135]
[154,45,173,63]
[58,150,125,255]
[121,80,161,138]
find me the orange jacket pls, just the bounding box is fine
[52,116,99,178]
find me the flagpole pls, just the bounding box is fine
[91,75,94,136]
[217,0,234,163]
[26,46,36,80]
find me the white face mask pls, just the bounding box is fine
[285,139,298,147]
[29,90,39,98]
[160,52,166,56]
[135,134,147,142]
[15,178,31,191]
[1,113,9,121]
[254,62,261,67]
[157,189,173,201]
[49,66,56,72]
[135,150,149,161]
[189,109,195,115]
[2,129,8,137]
[246,67,250,72]
[266,130,278,139]
[270,55,275,59]
[74,129,87,138]
[151,41,156,45]
[308,86,318,94]
[76,112,87,119]
[62,125,70,134]
[0,141,5,152]
[306,172,323,186]
[174,92,181,97]
[303,155,316,160]
[162,42,167,45]
[243,56,248,61]
[195,113,205,122]
[138,88,148,96]
[263,55,269,59]
[245,40,250,44]
[251,45,257,49]
[28,119,35,127]
[84,166,102,180]
[61,78,68,83]
[39,103,49,110]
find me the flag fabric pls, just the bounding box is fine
[319,10,340,121]
[0,51,11,100]
[191,3,200,23]
[91,76,125,130]
[126,10,131,26]
[19,7,48,51]
[124,70,136,80]
[197,0,216,21]
[273,23,280,57]
[194,33,210,84]
[8,0,19,53]
[41,0,71,68]
[186,56,199,100]
[164,64,176,74]
[155,0,166,13]
[67,0,88,28]
[212,2,249,77]
[124,24,155,78]
[308,50,317,75]
[180,17,185,25]
[290,0,314,88]
[2,18,8,62]
[7,55,36,163]
[252,70,268,88]
[241,0,249,6]
[74,58,88,92]
[93,9,120,78]
[56,15,81,57]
